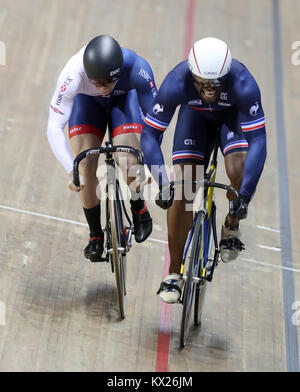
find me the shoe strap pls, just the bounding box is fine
[220,238,245,251]
[157,281,182,296]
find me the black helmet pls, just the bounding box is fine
[83,35,123,81]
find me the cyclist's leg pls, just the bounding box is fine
[110,90,142,183]
[219,108,248,262]
[109,90,152,243]
[158,105,216,303]
[69,94,107,260]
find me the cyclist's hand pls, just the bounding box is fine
[68,170,84,192]
[229,194,249,220]
[155,182,174,210]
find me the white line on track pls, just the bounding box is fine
[0,205,88,226]
[2,204,299,272]
[0,204,168,245]
[239,257,300,273]
[257,244,281,252]
[256,225,280,233]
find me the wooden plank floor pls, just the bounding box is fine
[0,0,299,372]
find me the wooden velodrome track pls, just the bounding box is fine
[0,0,299,373]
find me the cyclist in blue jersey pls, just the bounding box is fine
[47,35,157,262]
[141,37,267,303]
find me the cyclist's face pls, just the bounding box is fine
[89,77,118,95]
[192,75,222,103]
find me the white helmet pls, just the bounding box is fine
[188,37,232,79]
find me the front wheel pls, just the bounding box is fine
[108,183,127,319]
[194,281,207,326]
[180,211,206,348]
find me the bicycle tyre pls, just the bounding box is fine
[194,221,212,326]
[180,210,206,348]
[194,201,216,325]
[108,183,127,319]
[194,281,207,326]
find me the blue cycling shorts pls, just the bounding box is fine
[172,105,248,167]
[68,89,144,142]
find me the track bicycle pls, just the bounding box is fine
[178,141,239,347]
[73,141,145,319]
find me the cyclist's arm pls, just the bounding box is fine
[140,71,184,187]
[47,68,80,174]
[235,74,267,201]
[141,125,169,187]
[131,56,158,116]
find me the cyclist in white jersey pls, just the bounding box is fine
[47,35,157,261]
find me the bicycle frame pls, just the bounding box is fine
[180,140,239,285]
[72,141,145,318]
[73,142,144,261]
[180,142,218,281]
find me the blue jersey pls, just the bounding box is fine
[110,48,158,115]
[141,59,267,200]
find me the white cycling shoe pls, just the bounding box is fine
[157,273,184,304]
[220,225,245,263]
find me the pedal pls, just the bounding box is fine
[107,247,125,254]
[126,228,133,249]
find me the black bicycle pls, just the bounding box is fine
[179,142,239,347]
[73,142,145,319]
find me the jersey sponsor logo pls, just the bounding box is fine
[123,124,138,130]
[55,76,73,106]
[139,68,157,97]
[217,101,232,107]
[55,93,63,106]
[227,131,234,140]
[220,92,228,100]
[249,102,259,116]
[184,139,196,145]
[153,103,164,114]
[149,80,157,97]
[138,68,152,82]
[51,105,64,115]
